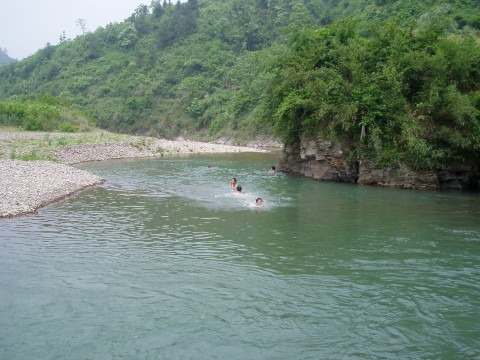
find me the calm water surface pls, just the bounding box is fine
[1,153,480,359]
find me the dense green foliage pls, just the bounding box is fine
[262,20,480,169]
[0,0,479,168]
[0,94,93,132]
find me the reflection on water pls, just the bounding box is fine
[1,153,480,359]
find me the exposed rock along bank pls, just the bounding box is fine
[0,133,270,218]
[280,138,480,191]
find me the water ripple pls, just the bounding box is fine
[1,155,480,359]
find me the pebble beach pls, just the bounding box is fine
[0,131,269,217]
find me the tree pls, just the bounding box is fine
[59,31,67,43]
[117,22,138,48]
[131,5,150,36]
[76,19,87,35]
[290,0,312,27]
[152,1,165,18]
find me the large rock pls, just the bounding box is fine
[358,162,479,190]
[357,161,440,190]
[280,138,356,183]
[299,139,357,182]
[280,137,479,190]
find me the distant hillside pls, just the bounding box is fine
[0,48,16,64]
[0,0,478,145]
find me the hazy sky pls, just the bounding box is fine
[0,0,154,60]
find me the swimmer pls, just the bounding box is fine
[269,166,276,174]
[255,197,263,206]
[230,177,238,189]
[234,186,244,195]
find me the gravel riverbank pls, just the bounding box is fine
[0,131,270,217]
[54,137,268,164]
[0,160,104,217]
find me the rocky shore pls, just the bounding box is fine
[280,137,480,191]
[0,160,105,217]
[54,137,268,164]
[0,131,268,218]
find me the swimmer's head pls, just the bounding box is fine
[256,197,263,205]
[237,186,242,192]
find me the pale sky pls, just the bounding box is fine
[0,0,154,60]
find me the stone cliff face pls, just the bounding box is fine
[280,138,480,191]
[281,139,357,183]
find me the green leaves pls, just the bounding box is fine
[0,95,90,132]
[263,19,480,169]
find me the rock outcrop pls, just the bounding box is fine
[280,137,479,191]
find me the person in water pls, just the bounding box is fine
[269,166,276,174]
[255,197,263,206]
[235,186,244,195]
[230,177,238,189]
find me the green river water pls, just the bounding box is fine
[1,152,479,359]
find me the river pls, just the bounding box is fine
[1,152,479,359]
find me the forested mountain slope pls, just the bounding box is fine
[0,0,479,177]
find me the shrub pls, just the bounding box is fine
[58,122,79,132]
